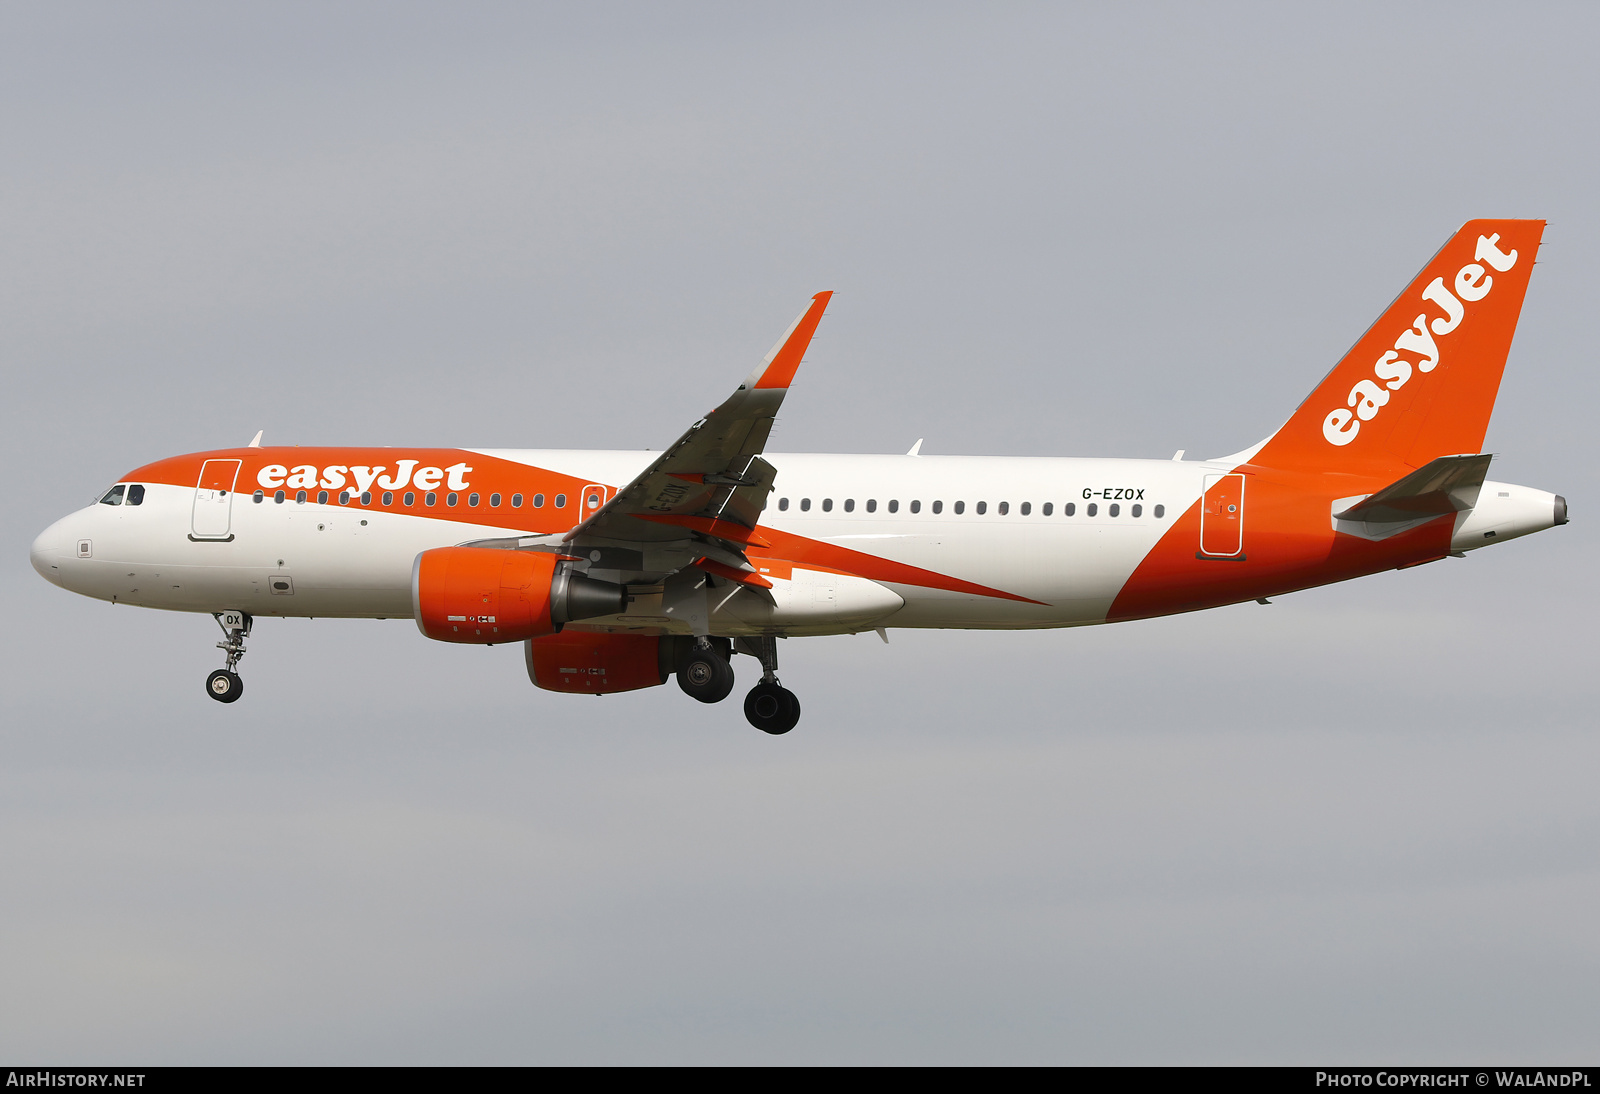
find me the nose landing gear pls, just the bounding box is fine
[206,610,251,704]
[736,636,800,735]
[207,668,243,703]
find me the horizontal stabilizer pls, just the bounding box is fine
[1334,453,1493,524]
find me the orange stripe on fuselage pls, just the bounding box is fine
[749,527,1045,605]
[1108,465,1454,622]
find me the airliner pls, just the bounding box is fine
[29,220,1566,733]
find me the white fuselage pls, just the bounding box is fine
[32,451,1208,632]
[30,449,1559,637]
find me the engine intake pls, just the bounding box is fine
[413,546,626,643]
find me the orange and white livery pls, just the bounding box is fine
[30,220,1567,733]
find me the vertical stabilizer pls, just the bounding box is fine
[1250,219,1544,475]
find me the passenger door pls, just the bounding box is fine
[1199,473,1245,558]
[191,459,242,540]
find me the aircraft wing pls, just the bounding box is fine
[564,292,832,576]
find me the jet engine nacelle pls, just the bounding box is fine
[525,631,689,694]
[412,546,626,644]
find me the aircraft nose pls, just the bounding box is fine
[30,520,68,586]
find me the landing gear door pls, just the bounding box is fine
[1200,473,1245,558]
[192,459,242,540]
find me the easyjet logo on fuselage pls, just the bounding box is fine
[1322,234,1519,447]
[256,460,473,495]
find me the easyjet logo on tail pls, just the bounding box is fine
[256,460,474,494]
[1322,234,1519,447]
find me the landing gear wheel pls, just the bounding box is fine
[677,648,735,704]
[744,681,800,734]
[206,669,243,704]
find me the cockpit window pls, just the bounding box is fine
[99,485,125,506]
[125,484,145,506]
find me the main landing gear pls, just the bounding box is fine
[674,635,802,734]
[677,637,736,704]
[736,636,800,735]
[206,610,251,704]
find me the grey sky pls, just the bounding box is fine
[3,2,1596,1063]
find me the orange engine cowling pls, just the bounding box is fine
[413,546,626,644]
[525,631,683,694]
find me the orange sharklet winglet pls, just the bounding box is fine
[635,513,772,548]
[694,557,773,589]
[751,291,832,390]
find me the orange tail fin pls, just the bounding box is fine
[1250,219,1545,475]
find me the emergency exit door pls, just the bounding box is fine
[191,459,242,540]
[1199,473,1245,558]
[579,484,611,519]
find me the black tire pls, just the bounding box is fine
[677,649,735,704]
[744,682,800,734]
[206,669,243,704]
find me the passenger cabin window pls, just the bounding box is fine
[339,491,350,505]
[253,490,264,504]
[1042,502,1052,515]
[424,492,437,506]
[779,498,789,511]
[382,491,394,506]
[1087,503,1098,516]
[446,492,458,506]
[1109,503,1120,517]
[317,490,328,505]
[360,492,372,505]
[532,493,544,507]
[99,485,124,506]
[801,498,811,512]
[975,501,987,515]
[1064,502,1075,516]
[866,499,877,513]
[1154,504,1165,518]
[403,492,416,506]
[468,493,479,507]
[932,501,943,514]
[512,493,524,507]
[1132,504,1142,517]
[555,494,567,508]
[295,490,307,504]
[888,500,899,513]
[274,490,286,504]
[1019,502,1030,515]
[954,501,965,515]
[490,493,501,507]
[843,499,854,513]
[822,499,833,512]
[910,500,921,513]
